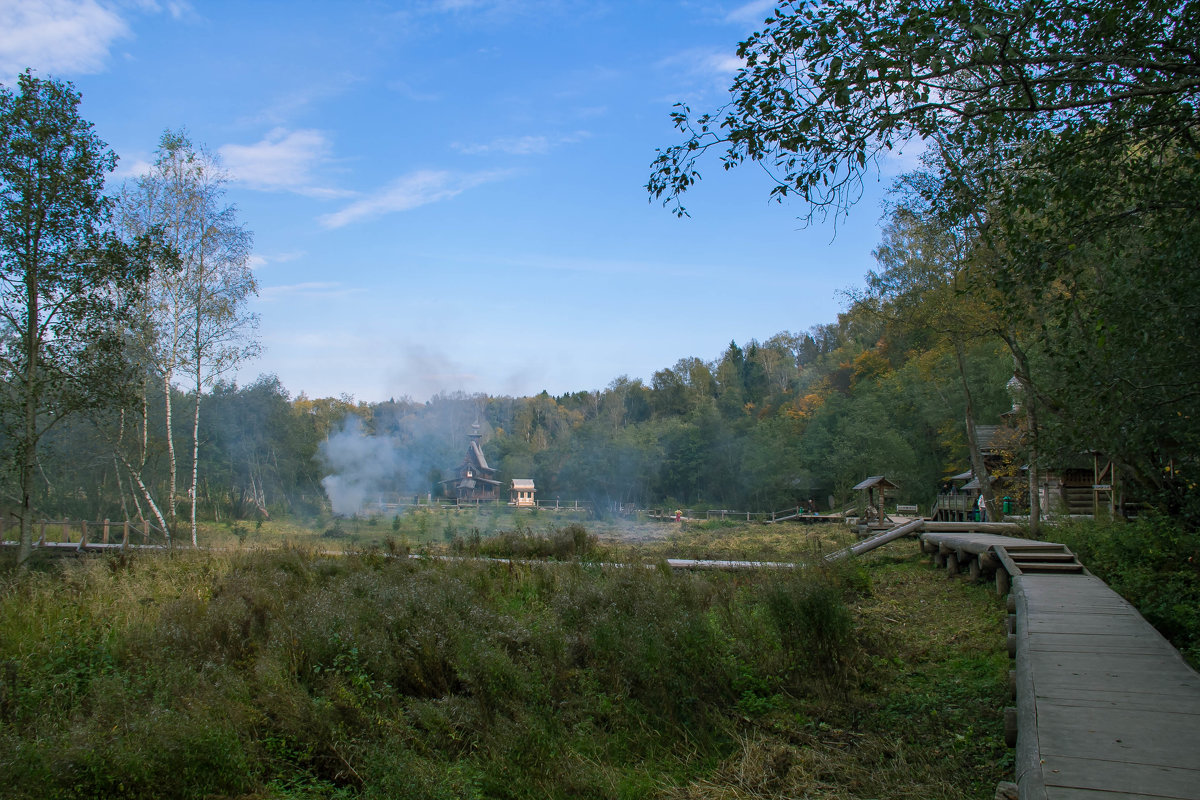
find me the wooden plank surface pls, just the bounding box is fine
[920,531,1067,555]
[1013,573,1200,799]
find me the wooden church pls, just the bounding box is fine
[439,424,501,502]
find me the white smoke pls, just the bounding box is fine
[318,395,491,515]
[319,416,400,515]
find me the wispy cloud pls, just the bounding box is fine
[247,251,305,271]
[318,168,511,229]
[257,282,364,302]
[219,128,353,198]
[657,47,744,88]
[878,137,930,177]
[725,0,776,26]
[452,131,589,156]
[0,0,130,83]
[241,74,363,128]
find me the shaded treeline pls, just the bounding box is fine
[4,310,1014,525]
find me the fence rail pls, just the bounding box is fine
[648,506,846,524]
[0,518,170,550]
[367,498,596,514]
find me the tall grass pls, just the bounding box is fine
[0,534,1008,799]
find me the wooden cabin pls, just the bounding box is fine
[510,479,536,507]
[932,470,980,521]
[439,424,501,502]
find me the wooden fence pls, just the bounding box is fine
[649,506,851,523]
[0,518,170,549]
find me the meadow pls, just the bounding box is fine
[0,517,1013,799]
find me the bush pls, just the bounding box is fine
[1053,516,1200,667]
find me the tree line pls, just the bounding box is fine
[650,0,1200,530]
[5,0,1198,560]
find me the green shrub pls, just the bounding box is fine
[1053,516,1200,667]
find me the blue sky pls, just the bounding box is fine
[2,0,909,402]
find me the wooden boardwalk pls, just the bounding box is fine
[1012,573,1200,799]
[918,527,1200,800]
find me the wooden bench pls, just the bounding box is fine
[895,504,919,516]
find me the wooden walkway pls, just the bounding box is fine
[918,527,1200,800]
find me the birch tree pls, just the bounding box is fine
[117,130,256,546]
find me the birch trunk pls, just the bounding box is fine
[190,379,201,547]
[117,451,170,542]
[163,369,177,538]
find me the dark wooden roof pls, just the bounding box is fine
[853,476,899,491]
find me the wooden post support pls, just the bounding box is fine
[1004,707,1019,747]
[123,520,130,548]
[103,519,110,544]
[79,520,88,549]
[61,520,69,543]
[996,568,1011,597]
[39,520,46,546]
[143,519,150,544]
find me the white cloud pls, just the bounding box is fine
[257,282,364,302]
[318,169,511,229]
[452,131,589,156]
[658,48,745,84]
[219,128,352,198]
[725,0,776,25]
[878,137,929,177]
[247,251,305,271]
[0,0,130,83]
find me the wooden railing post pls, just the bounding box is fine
[79,520,89,549]
[103,518,110,545]
[39,520,46,546]
[61,520,69,544]
[122,520,130,548]
[143,519,150,544]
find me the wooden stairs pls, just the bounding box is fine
[995,544,1086,576]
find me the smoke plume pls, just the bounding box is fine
[319,416,400,515]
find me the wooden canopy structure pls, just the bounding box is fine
[852,476,899,527]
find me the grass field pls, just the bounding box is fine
[0,518,1012,799]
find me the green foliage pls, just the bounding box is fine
[0,544,1008,798]
[1052,517,1200,667]
[0,70,155,563]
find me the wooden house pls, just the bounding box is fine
[439,424,501,502]
[510,479,536,507]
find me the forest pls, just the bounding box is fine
[2,3,1199,798]
[2,0,1199,556]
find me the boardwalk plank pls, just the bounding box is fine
[1035,702,1200,765]
[1013,570,1200,800]
[1041,753,1200,799]
[1041,754,1200,799]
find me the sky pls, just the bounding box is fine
[1,0,910,403]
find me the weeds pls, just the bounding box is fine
[0,531,1009,799]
